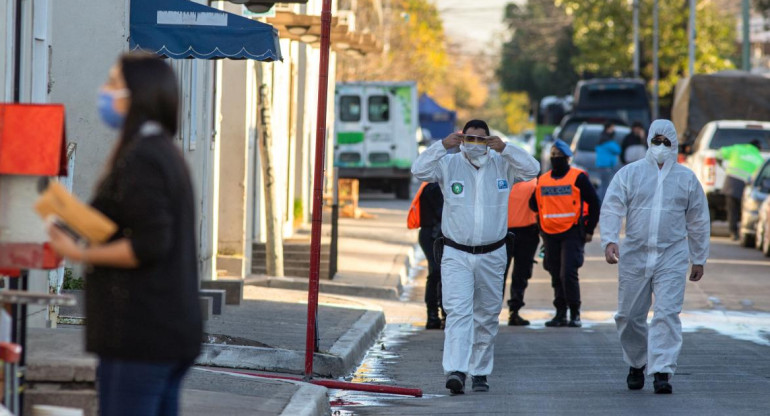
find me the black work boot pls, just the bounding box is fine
[653,373,672,394]
[627,365,646,390]
[445,371,466,395]
[426,307,442,330]
[568,306,582,328]
[544,309,568,327]
[471,375,489,392]
[508,310,530,326]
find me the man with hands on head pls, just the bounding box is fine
[412,119,539,395]
[600,119,710,395]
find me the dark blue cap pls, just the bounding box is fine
[552,139,573,157]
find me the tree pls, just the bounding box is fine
[497,0,579,102]
[560,0,736,105]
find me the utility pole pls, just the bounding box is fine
[688,0,696,76]
[653,0,659,119]
[742,0,751,71]
[633,0,640,78]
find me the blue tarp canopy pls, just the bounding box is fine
[419,93,456,140]
[130,0,282,61]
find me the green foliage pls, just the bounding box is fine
[62,268,84,290]
[498,0,579,101]
[560,0,736,100]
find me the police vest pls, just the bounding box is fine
[508,179,537,228]
[407,182,428,229]
[535,168,585,235]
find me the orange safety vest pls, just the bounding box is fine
[507,179,538,228]
[535,168,587,235]
[407,182,428,229]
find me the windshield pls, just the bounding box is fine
[576,127,630,151]
[709,128,770,149]
[572,109,650,128]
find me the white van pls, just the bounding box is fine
[334,82,419,199]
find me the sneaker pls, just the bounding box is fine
[446,371,466,395]
[508,311,530,326]
[471,375,489,392]
[653,372,672,394]
[568,307,582,327]
[426,317,442,330]
[544,309,568,327]
[627,366,645,390]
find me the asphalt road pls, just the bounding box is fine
[330,193,770,416]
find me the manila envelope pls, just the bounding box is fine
[34,181,117,244]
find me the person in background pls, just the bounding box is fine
[412,119,539,394]
[408,181,445,329]
[503,178,539,326]
[595,122,621,201]
[718,139,763,240]
[601,119,710,394]
[620,121,647,165]
[531,139,600,328]
[47,53,202,416]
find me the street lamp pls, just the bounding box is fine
[286,25,311,36]
[300,33,320,43]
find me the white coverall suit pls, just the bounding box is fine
[412,140,539,376]
[600,120,710,375]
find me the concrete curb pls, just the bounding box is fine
[195,309,385,378]
[246,276,400,300]
[280,383,332,416]
[328,310,386,377]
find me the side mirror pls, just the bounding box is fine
[761,178,770,192]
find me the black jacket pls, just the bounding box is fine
[87,130,202,362]
[419,182,443,239]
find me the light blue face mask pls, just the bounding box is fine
[97,89,129,130]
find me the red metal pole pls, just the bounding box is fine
[305,0,334,379]
[219,370,423,397]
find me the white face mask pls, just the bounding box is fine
[649,144,668,164]
[460,143,489,166]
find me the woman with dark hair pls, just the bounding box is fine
[47,53,202,416]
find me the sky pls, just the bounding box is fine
[433,0,518,49]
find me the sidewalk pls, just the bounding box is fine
[23,201,416,416]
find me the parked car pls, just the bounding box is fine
[683,120,770,221]
[570,123,630,188]
[755,194,770,256]
[739,159,770,247]
[540,115,626,172]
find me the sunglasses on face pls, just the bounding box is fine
[462,134,489,144]
[651,136,672,147]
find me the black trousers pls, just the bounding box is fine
[418,227,442,311]
[503,224,540,312]
[726,195,742,237]
[542,226,585,310]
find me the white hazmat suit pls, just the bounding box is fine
[412,140,539,376]
[600,119,710,375]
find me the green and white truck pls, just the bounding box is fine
[334,81,419,199]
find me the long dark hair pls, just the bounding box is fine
[106,53,179,171]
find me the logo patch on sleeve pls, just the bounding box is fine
[497,179,509,192]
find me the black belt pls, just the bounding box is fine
[443,237,507,255]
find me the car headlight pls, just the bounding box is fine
[744,193,764,212]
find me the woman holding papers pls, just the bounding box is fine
[47,53,202,416]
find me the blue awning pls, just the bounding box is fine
[130,0,282,61]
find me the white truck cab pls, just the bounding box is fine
[334,82,419,199]
[684,120,770,220]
